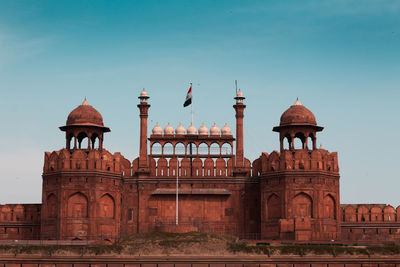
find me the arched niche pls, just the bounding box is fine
[67,192,88,218]
[99,194,115,219]
[323,195,336,219]
[267,194,281,219]
[293,192,313,218]
[47,194,58,218]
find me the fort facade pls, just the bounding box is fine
[0,90,399,243]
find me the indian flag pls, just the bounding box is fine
[183,84,192,107]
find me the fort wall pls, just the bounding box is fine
[0,204,41,240]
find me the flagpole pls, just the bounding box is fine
[190,83,193,126]
[176,157,179,225]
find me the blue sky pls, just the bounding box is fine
[0,0,399,204]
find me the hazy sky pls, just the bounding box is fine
[0,0,399,205]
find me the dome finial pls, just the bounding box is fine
[82,97,89,106]
[293,97,302,106]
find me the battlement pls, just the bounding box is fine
[43,149,131,177]
[341,204,400,223]
[0,204,41,223]
[252,149,339,176]
[132,156,252,178]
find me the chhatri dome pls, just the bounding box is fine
[279,98,317,127]
[152,123,162,135]
[198,123,209,136]
[186,124,197,135]
[221,123,231,136]
[164,123,174,135]
[210,123,220,136]
[175,123,186,135]
[65,98,107,129]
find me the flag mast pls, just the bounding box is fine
[190,82,193,126]
[176,156,179,225]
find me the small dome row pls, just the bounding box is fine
[152,123,232,136]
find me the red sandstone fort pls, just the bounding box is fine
[0,89,398,243]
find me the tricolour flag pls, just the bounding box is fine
[183,84,192,107]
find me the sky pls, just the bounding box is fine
[0,0,399,205]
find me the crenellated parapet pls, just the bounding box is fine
[43,148,131,176]
[132,156,252,178]
[341,204,400,223]
[0,204,41,223]
[252,148,339,176]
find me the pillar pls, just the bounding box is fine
[233,92,246,168]
[137,93,150,168]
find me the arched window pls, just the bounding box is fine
[91,133,99,149]
[151,142,162,155]
[307,135,313,150]
[210,143,220,155]
[198,143,209,155]
[77,132,88,149]
[175,143,185,154]
[163,142,173,155]
[294,132,305,149]
[221,143,232,155]
[283,134,291,150]
[187,143,197,155]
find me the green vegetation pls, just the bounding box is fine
[0,232,400,256]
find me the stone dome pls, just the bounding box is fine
[221,123,231,135]
[279,98,316,126]
[198,123,208,136]
[66,98,104,127]
[152,123,162,135]
[175,123,185,135]
[186,124,197,135]
[164,123,174,135]
[210,123,220,136]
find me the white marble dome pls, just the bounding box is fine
[152,123,162,135]
[210,123,220,136]
[164,123,174,135]
[186,124,197,135]
[221,123,232,135]
[140,88,148,98]
[198,123,208,136]
[175,123,185,135]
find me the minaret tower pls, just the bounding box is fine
[137,89,151,175]
[233,89,246,174]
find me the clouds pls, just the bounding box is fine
[0,30,53,69]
